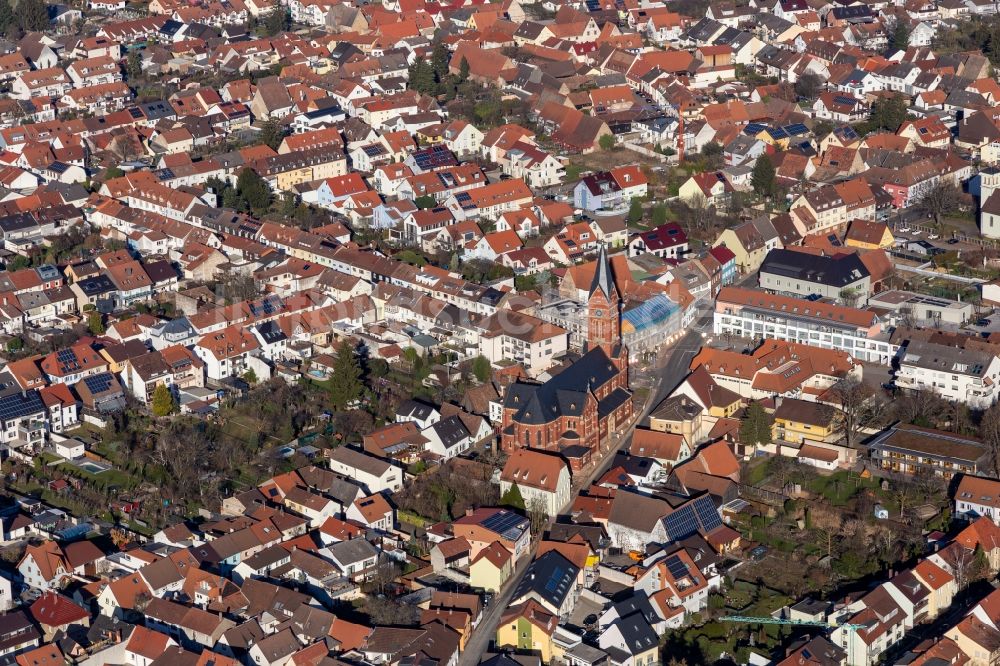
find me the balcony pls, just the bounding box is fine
[17,422,44,445]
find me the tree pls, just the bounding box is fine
[408,59,438,95]
[242,368,258,386]
[830,377,887,448]
[125,50,143,80]
[867,94,909,133]
[812,119,834,139]
[739,401,773,451]
[890,20,911,53]
[458,57,470,82]
[751,154,776,200]
[794,72,822,100]
[236,168,271,211]
[258,119,284,151]
[679,194,714,232]
[839,287,861,307]
[627,197,644,225]
[471,356,491,383]
[87,312,105,336]
[473,92,503,127]
[500,482,525,510]
[0,0,12,36]
[218,272,258,304]
[527,497,548,535]
[329,339,363,410]
[151,383,176,417]
[18,0,48,32]
[651,204,669,227]
[431,40,450,80]
[981,402,1000,478]
[262,7,289,35]
[916,180,963,226]
[599,134,617,151]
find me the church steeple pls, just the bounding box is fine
[587,246,620,353]
[589,245,616,301]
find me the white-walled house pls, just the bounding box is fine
[499,449,572,518]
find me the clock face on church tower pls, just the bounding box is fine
[594,310,603,317]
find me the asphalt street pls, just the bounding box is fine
[457,325,709,663]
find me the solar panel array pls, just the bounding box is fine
[414,145,457,171]
[545,566,564,593]
[83,373,115,395]
[249,296,282,317]
[0,391,43,422]
[663,505,699,541]
[693,495,723,532]
[839,126,860,141]
[784,123,808,135]
[57,349,79,374]
[663,495,723,541]
[664,554,689,580]
[481,510,525,540]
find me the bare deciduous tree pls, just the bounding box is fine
[830,377,888,449]
[981,402,1000,478]
[916,180,963,227]
[527,497,548,535]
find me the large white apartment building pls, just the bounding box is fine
[713,287,896,364]
[896,340,1000,408]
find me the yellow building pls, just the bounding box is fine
[912,559,956,620]
[469,542,513,593]
[713,221,769,274]
[496,601,558,663]
[772,397,840,444]
[844,219,894,250]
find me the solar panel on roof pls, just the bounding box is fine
[839,126,859,140]
[693,495,723,532]
[664,554,689,579]
[128,107,143,119]
[0,391,43,422]
[833,96,858,106]
[545,567,564,592]
[83,373,114,395]
[743,123,766,135]
[362,145,384,157]
[481,510,524,539]
[784,123,808,135]
[664,505,699,540]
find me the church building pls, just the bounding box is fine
[500,247,633,472]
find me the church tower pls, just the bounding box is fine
[587,246,623,362]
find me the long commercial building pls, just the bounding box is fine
[713,287,896,364]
